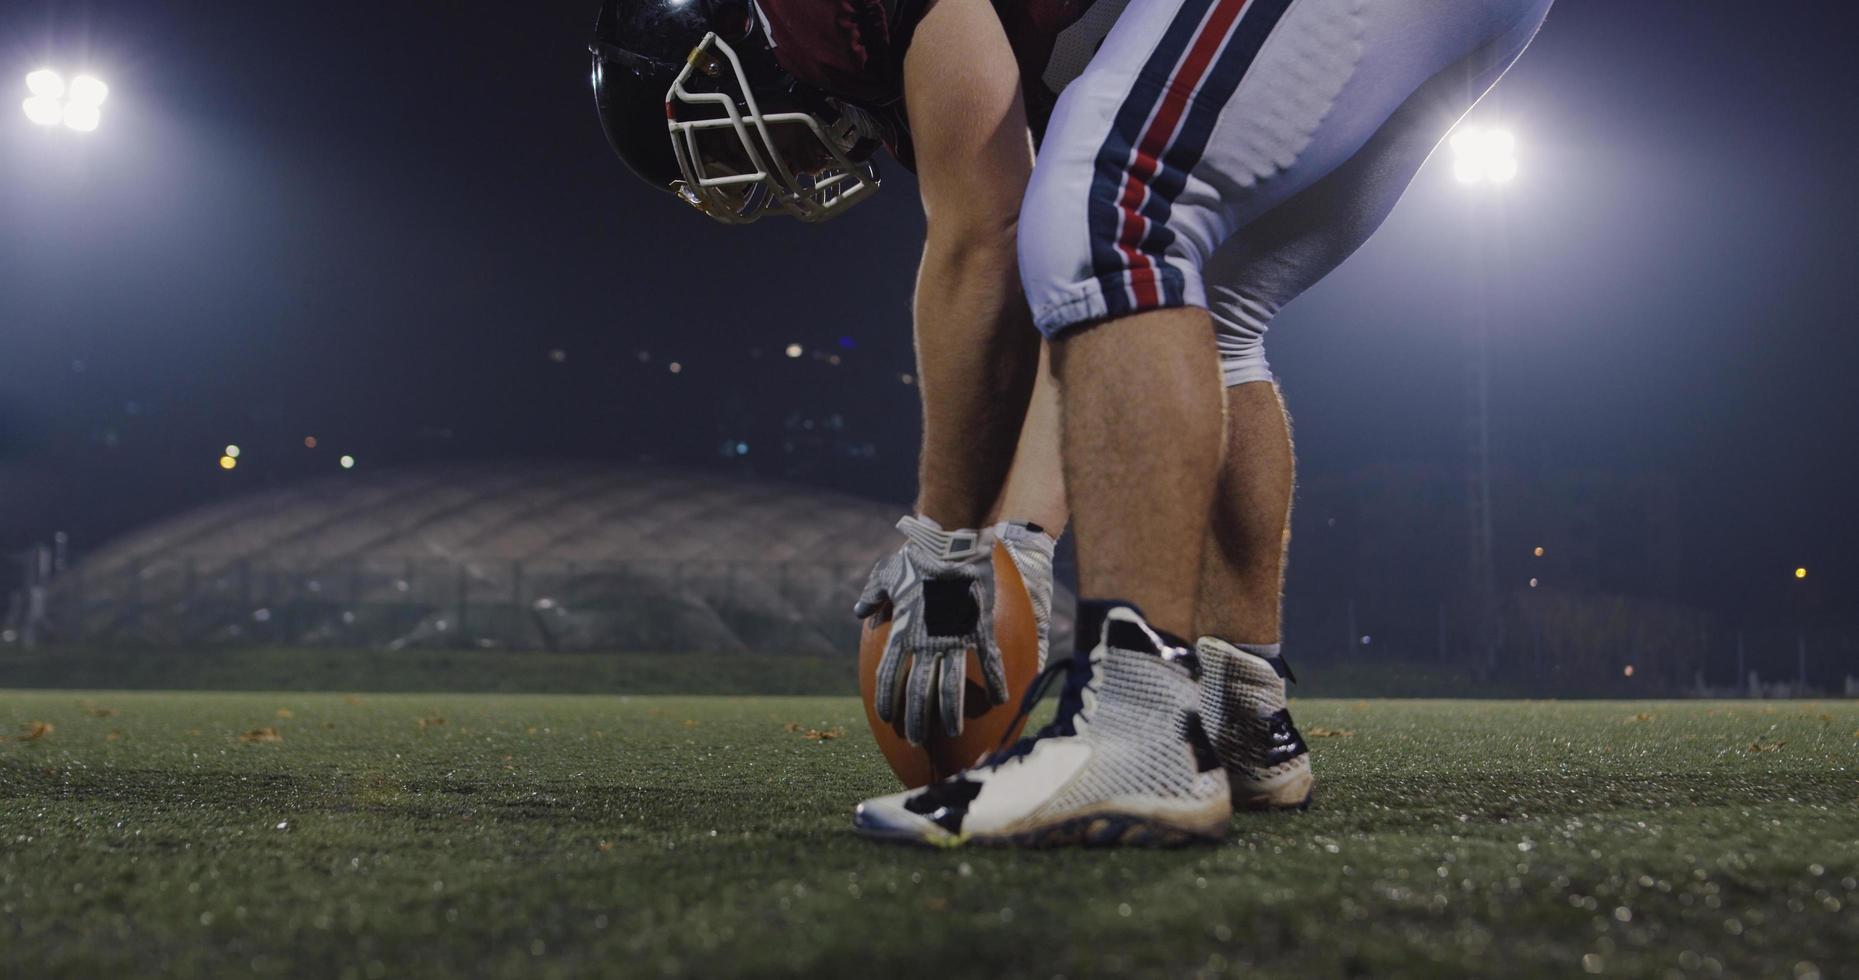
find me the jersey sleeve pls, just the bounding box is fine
[758,0,905,107]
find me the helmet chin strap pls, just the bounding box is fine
[663,32,881,224]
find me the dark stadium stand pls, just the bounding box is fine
[41,463,1075,655]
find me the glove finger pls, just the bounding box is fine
[938,644,966,738]
[852,592,888,620]
[975,580,1010,705]
[852,556,893,619]
[904,645,939,747]
[873,634,908,723]
[978,643,1009,707]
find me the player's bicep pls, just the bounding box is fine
[903,0,1035,241]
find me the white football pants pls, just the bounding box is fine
[1019,0,1554,386]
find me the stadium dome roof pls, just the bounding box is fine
[56,462,1072,655]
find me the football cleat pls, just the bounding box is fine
[1196,637,1315,811]
[853,604,1230,848]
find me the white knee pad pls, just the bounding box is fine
[1210,282,1277,389]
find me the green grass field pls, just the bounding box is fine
[3,691,1856,979]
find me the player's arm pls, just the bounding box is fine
[902,0,1041,531]
[855,0,1061,742]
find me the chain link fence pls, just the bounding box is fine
[6,550,1083,658]
[11,553,901,656]
[4,547,1848,696]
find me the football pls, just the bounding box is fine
[857,540,1043,788]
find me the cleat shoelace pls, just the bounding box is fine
[982,650,1098,767]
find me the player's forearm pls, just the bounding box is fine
[991,340,1068,535]
[911,228,1040,530]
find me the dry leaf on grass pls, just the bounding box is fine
[239,727,284,744]
[83,706,118,718]
[105,729,124,742]
[14,721,54,742]
[417,716,445,732]
[275,708,294,719]
[1305,726,1355,738]
[1624,712,1657,723]
[784,722,847,741]
[1747,739,1786,754]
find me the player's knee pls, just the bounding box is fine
[1017,142,1212,338]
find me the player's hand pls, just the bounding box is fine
[854,515,1006,745]
[991,521,1057,670]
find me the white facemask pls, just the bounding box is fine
[664,32,882,224]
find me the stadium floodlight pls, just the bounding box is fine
[22,69,109,132]
[1450,126,1517,185]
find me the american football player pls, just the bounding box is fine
[590,0,1553,846]
[591,0,1068,752]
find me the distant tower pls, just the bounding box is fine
[1466,309,1499,672]
[1449,123,1517,673]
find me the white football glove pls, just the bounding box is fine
[991,520,1057,670]
[854,515,1005,745]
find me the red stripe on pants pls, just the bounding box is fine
[1113,0,1251,309]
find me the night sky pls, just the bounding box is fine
[2,1,1856,624]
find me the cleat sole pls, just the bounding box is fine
[969,808,1230,849]
[852,803,962,848]
[1232,766,1315,812]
